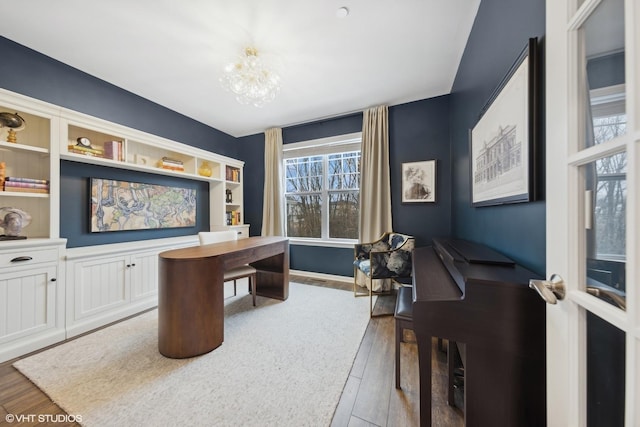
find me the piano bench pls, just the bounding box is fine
[395,285,414,389]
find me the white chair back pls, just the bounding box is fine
[198,230,238,245]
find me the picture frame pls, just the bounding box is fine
[90,178,196,232]
[470,37,538,207]
[401,160,436,203]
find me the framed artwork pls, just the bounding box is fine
[90,178,196,232]
[471,37,538,207]
[402,160,436,203]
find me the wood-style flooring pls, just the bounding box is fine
[0,276,463,427]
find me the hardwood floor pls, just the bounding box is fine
[0,276,463,427]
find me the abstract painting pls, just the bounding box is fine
[90,178,196,232]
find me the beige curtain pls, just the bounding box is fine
[357,105,393,291]
[360,105,392,240]
[261,127,285,236]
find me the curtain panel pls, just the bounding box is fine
[357,105,393,291]
[261,127,285,236]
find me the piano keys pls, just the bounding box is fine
[412,238,546,427]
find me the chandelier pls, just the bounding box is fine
[220,47,280,107]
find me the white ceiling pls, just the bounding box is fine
[1,1,480,137]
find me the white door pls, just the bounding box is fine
[545,0,638,425]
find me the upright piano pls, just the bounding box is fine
[413,238,546,427]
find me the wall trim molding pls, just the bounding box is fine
[290,269,353,284]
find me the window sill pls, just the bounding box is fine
[289,237,356,249]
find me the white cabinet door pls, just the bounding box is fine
[130,251,159,301]
[0,265,64,362]
[67,254,129,337]
[65,237,198,338]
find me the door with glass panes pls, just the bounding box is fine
[544,0,638,425]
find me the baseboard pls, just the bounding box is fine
[290,269,353,284]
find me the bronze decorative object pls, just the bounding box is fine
[0,112,26,143]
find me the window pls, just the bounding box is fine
[589,84,627,260]
[584,84,627,304]
[283,133,361,244]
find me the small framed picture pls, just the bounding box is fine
[402,160,436,203]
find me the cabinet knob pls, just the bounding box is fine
[131,263,136,267]
[51,278,57,282]
[126,264,131,268]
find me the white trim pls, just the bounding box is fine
[289,237,356,249]
[65,235,198,260]
[567,0,602,31]
[290,269,353,283]
[590,84,626,117]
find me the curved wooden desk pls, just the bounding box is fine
[158,236,289,359]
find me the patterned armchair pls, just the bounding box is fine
[353,232,414,317]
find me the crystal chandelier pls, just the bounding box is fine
[220,47,280,107]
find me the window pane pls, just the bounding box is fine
[593,114,626,145]
[583,152,626,310]
[285,194,322,238]
[328,152,360,190]
[582,0,626,149]
[329,191,359,239]
[309,158,323,191]
[586,311,625,427]
[286,157,323,192]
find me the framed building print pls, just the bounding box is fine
[471,37,538,207]
[402,160,436,203]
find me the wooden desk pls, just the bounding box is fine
[158,236,289,358]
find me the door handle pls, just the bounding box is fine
[529,274,565,304]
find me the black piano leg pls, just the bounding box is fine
[417,336,433,427]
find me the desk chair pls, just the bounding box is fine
[198,231,257,306]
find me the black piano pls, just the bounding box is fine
[413,238,546,427]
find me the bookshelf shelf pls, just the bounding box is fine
[58,108,245,232]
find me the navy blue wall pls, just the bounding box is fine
[0,36,235,246]
[60,161,209,247]
[450,0,546,274]
[2,0,547,270]
[238,97,452,277]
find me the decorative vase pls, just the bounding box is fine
[198,161,212,177]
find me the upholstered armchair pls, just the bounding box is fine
[353,232,414,317]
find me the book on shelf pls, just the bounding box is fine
[226,210,241,225]
[225,166,240,182]
[161,156,183,165]
[4,177,49,185]
[3,185,48,194]
[160,165,185,172]
[159,157,184,171]
[103,140,123,161]
[4,180,49,190]
[68,145,104,157]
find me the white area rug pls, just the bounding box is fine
[14,282,371,427]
